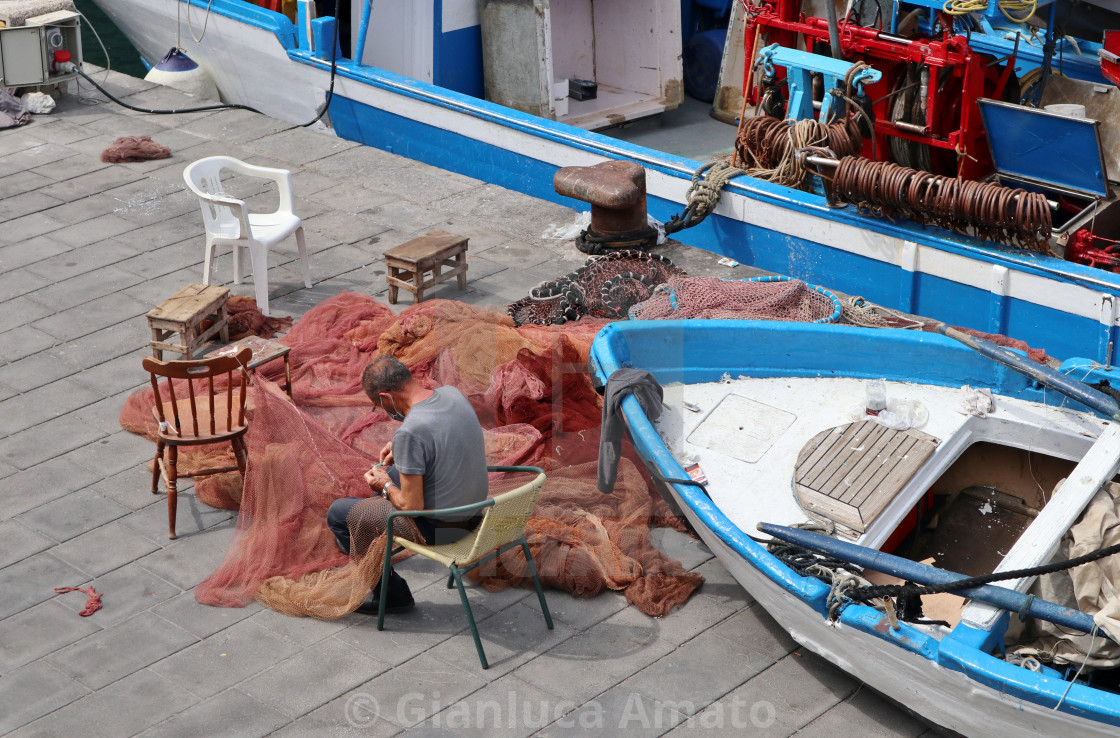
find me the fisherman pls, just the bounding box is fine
[326,355,489,614]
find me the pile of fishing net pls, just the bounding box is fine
[226,296,292,340]
[100,135,171,163]
[628,275,842,323]
[508,250,686,326]
[120,293,702,618]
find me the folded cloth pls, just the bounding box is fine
[0,89,29,128]
[598,368,662,493]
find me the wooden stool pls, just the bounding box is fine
[147,284,231,360]
[384,230,468,304]
[206,335,293,397]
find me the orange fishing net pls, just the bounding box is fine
[100,135,171,163]
[226,296,292,340]
[121,293,701,618]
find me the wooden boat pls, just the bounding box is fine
[589,317,1120,736]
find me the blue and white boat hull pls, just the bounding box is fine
[96,0,1120,365]
[589,319,1120,736]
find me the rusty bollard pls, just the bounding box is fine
[553,160,657,254]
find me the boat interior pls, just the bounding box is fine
[654,375,1116,630]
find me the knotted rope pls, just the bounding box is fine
[54,585,102,616]
[664,157,747,235]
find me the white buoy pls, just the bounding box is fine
[144,47,220,101]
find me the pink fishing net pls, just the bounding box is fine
[121,293,701,618]
[628,276,840,323]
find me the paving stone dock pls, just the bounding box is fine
[0,71,939,737]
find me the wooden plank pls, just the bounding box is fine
[795,422,868,488]
[796,488,863,530]
[150,339,190,353]
[794,421,939,532]
[850,440,937,528]
[146,284,229,322]
[807,422,887,493]
[795,426,854,483]
[839,432,913,505]
[419,263,468,291]
[850,435,932,508]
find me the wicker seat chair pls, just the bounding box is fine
[378,465,553,669]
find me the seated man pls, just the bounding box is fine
[327,355,489,614]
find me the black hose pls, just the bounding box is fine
[298,0,342,127]
[72,65,264,115]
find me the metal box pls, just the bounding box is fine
[978,96,1120,254]
[0,9,82,87]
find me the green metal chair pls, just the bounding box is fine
[378,465,554,669]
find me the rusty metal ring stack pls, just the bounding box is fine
[832,157,1051,252]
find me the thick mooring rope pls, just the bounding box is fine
[664,157,747,235]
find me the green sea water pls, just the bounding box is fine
[73,0,147,79]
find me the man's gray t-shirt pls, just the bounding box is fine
[392,387,487,521]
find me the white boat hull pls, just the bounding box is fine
[693,518,1118,738]
[590,320,1120,736]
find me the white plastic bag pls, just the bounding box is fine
[541,211,591,240]
[886,398,929,429]
[22,91,55,114]
[850,394,928,431]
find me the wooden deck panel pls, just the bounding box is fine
[794,420,939,532]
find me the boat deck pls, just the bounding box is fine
[655,377,1104,549]
[601,96,739,163]
[0,69,939,736]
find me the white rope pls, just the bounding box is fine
[1054,625,1100,710]
[182,0,217,45]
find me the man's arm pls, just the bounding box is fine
[385,473,423,511]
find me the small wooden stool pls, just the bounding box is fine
[206,335,293,397]
[147,284,231,360]
[384,230,468,304]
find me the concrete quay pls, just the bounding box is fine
[0,70,938,737]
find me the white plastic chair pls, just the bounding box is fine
[183,156,312,316]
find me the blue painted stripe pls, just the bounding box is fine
[178,0,297,48]
[436,23,483,97]
[938,637,1120,725]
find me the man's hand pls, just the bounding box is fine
[379,441,394,466]
[364,465,392,493]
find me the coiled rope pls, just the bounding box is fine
[734,116,864,189]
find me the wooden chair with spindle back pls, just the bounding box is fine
[143,347,253,539]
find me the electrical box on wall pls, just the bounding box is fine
[0,10,82,88]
